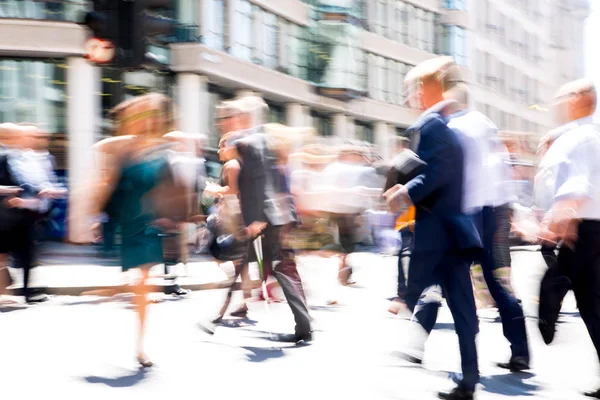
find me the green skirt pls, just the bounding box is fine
[121,229,164,271]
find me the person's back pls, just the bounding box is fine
[235,132,269,226]
[448,109,495,213]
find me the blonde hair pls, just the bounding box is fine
[263,123,316,154]
[216,95,269,127]
[405,56,463,92]
[111,93,174,137]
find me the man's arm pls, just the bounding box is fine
[541,133,600,245]
[404,118,458,205]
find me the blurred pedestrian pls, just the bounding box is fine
[0,123,22,305]
[532,79,600,398]
[444,84,530,372]
[0,123,65,304]
[92,93,181,367]
[385,56,482,400]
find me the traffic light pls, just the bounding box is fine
[118,0,177,70]
[83,0,117,40]
[83,0,177,70]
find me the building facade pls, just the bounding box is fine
[0,0,589,241]
[468,0,590,135]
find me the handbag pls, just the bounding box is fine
[206,195,247,261]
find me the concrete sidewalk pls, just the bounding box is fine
[7,260,264,296]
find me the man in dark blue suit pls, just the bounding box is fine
[385,57,482,400]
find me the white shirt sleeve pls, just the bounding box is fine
[554,135,600,201]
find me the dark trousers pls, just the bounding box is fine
[11,218,37,298]
[538,244,568,344]
[540,221,600,363]
[477,206,529,361]
[102,220,117,253]
[256,224,311,336]
[397,230,413,298]
[406,249,479,391]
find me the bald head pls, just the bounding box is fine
[553,79,597,124]
[0,123,19,148]
[215,96,269,136]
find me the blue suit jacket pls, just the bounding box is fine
[404,105,482,253]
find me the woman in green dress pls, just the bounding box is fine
[94,93,176,368]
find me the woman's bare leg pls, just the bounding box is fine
[133,265,152,367]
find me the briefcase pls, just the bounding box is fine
[384,149,427,191]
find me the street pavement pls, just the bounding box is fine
[1,250,598,400]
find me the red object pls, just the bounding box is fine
[84,37,116,64]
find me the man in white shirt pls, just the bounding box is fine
[0,124,65,303]
[318,144,381,285]
[445,85,530,372]
[534,79,600,398]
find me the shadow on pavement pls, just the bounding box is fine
[219,317,258,328]
[83,368,149,388]
[241,346,285,363]
[480,372,539,396]
[309,305,342,312]
[0,304,28,313]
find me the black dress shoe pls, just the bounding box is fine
[230,305,248,317]
[538,318,556,345]
[438,387,474,400]
[26,293,50,304]
[584,388,600,398]
[497,357,530,372]
[275,332,312,344]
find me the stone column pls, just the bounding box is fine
[374,122,393,161]
[66,57,101,244]
[285,103,309,127]
[333,113,352,142]
[175,73,208,135]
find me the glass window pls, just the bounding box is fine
[232,0,254,62]
[204,0,225,50]
[441,25,467,66]
[312,112,333,137]
[178,0,197,25]
[398,2,408,45]
[287,24,308,80]
[444,0,466,10]
[0,59,66,134]
[376,55,385,102]
[261,10,278,69]
[397,62,406,105]
[384,59,393,103]
[0,0,87,21]
[355,122,373,143]
[389,60,397,105]
[368,53,377,99]
[268,103,285,123]
[406,5,418,48]
[386,0,395,40]
[374,0,386,36]
[417,8,427,51]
